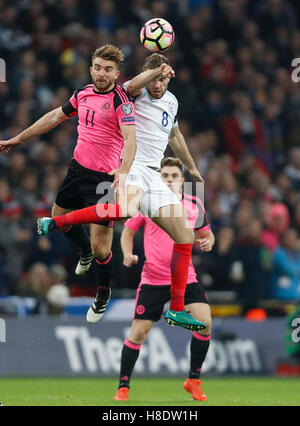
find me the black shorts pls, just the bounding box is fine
[134,282,209,322]
[55,159,115,227]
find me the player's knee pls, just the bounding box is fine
[129,324,152,344]
[197,318,212,336]
[118,199,139,219]
[127,205,139,218]
[91,244,111,261]
[132,331,147,344]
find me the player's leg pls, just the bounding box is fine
[86,224,114,323]
[114,283,168,401]
[37,162,144,232]
[52,203,93,275]
[37,184,142,231]
[152,204,205,331]
[114,319,153,401]
[37,160,94,274]
[183,285,212,401]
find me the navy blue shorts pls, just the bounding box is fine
[134,282,209,321]
[55,159,115,227]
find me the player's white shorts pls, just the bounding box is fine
[125,162,180,217]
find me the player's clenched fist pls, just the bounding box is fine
[195,238,213,252]
[160,63,175,79]
[123,254,139,267]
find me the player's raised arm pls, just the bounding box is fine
[0,106,69,153]
[168,125,204,182]
[127,63,175,97]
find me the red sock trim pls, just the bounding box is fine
[124,338,141,350]
[193,332,211,341]
[96,251,112,265]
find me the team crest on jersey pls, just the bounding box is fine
[101,101,111,111]
[121,103,133,115]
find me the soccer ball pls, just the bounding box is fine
[140,18,175,52]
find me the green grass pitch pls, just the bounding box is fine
[0,377,299,406]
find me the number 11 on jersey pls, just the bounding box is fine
[85,109,95,127]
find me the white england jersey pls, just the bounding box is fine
[123,81,178,168]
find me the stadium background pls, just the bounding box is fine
[0,0,300,385]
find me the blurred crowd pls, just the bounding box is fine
[0,0,300,308]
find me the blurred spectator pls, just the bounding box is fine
[261,102,285,168]
[191,90,225,132]
[270,228,300,300]
[269,172,292,203]
[217,171,239,216]
[293,202,300,235]
[0,4,32,65]
[261,202,290,251]
[28,231,70,269]
[200,39,237,87]
[169,66,198,121]
[235,217,269,311]
[251,0,297,40]
[222,92,271,172]
[0,178,30,292]
[6,152,27,187]
[95,0,117,33]
[200,226,240,291]
[16,262,69,315]
[215,0,247,46]
[284,147,300,190]
[46,283,70,316]
[17,262,50,298]
[13,170,39,214]
[126,0,151,27]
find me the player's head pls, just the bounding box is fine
[90,44,124,92]
[160,157,184,194]
[143,53,170,99]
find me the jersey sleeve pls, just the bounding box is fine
[172,114,178,129]
[171,98,179,129]
[124,213,146,231]
[123,80,147,101]
[113,86,135,126]
[196,212,211,232]
[192,196,211,231]
[62,90,78,117]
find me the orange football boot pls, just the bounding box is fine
[184,379,207,401]
[113,387,129,401]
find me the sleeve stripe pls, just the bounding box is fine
[199,224,211,232]
[62,101,77,117]
[115,85,129,104]
[74,85,92,100]
[116,85,128,103]
[195,213,210,231]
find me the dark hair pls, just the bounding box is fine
[92,44,124,66]
[161,157,184,175]
[143,53,169,70]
